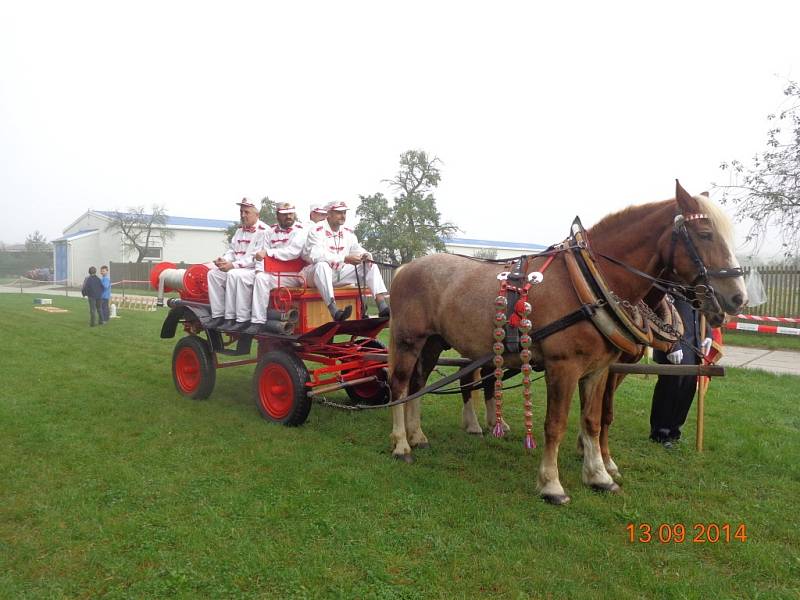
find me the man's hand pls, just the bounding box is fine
[701,337,713,356]
[344,255,362,266]
[214,258,234,272]
[255,250,270,261]
[667,348,683,365]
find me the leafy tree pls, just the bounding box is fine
[717,81,800,256]
[355,150,458,264]
[225,197,276,242]
[105,205,174,263]
[25,230,51,252]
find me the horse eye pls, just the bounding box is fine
[698,231,713,241]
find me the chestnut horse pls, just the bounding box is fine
[387,182,747,504]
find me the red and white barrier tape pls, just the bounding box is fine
[734,314,800,324]
[725,322,800,336]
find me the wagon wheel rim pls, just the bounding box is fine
[258,364,295,419]
[353,378,381,398]
[175,347,201,393]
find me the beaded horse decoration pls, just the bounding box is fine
[492,261,544,449]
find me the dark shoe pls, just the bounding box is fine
[219,319,239,331]
[231,321,251,332]
[206,316,226,329]
[378,306,390,318]
[242,323,263,335]
[649,428,672,443]
[333,306,353,322]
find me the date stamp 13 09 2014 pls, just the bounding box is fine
[626,523,748,544]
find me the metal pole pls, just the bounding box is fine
[696,313,708,452]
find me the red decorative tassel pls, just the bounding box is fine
[493,421,506,438]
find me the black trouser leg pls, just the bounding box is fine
[650,375,677,438]
[669,375,698,439]
[88,299,98,326]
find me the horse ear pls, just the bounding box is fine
[700,191,710,197]
[675,179,698,212]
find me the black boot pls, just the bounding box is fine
[333,306,352,322]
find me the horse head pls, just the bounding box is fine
[668,180,748,327]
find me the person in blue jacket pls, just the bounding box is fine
[99,265,111,323]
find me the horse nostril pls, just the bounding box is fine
[731,293,744,308]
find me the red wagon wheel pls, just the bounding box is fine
[345,339,390,405]
[172,336,216,399]
[253,350,311,426]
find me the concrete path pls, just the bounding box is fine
[717,346,800,376]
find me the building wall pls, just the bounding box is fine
[155,228,230,264]
[444,243,544,260]
[67,234,102,286]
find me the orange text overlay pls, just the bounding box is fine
[626,523,747,544]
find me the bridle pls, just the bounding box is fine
[590,211,743,310]
[664,213,744,303]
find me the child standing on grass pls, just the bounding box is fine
[81,266,104,327]
[100,265,111,324]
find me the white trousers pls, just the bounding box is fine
[305,262,387,307]
[251,272,305,324]
[207,267,256,321]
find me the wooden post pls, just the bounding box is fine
[696,313,707,452]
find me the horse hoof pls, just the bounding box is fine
[393,453,414,464]
[591,482,621,494]
[542,494,571,506]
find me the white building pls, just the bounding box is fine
[52,210,548,286]
[53,211,233,285]
[442,236,547,259]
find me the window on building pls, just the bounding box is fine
[142,246,162,261]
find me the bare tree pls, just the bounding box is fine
[474,247,498,260]
[25,230,51,252]
[105,205,174,262]
[716,81,800,257]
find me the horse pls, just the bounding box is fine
[387,181,747,504]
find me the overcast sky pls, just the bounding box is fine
[1,1,797,258]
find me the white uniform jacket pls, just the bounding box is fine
[222,220,268,268]
[256,223,308,264]
[302,220,369,269]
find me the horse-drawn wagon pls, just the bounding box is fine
[151,261,392,425]
[153,181,745,505]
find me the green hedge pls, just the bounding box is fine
[0,251,53,277]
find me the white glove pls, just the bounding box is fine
[667,348,683,364]
[701,337,713,356]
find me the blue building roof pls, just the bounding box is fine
[52,229,99,242]
[443,237,547,251]
[95,211,233,229]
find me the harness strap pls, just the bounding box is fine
[349,353,495,410]
[530,303,598,342]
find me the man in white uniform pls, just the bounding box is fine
[247,202,307,333]
[302,200,390,321]
[308,203,328,225]
[206,198,267,329]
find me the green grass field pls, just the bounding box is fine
[1,293,798,598]
[723,329,800,351]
